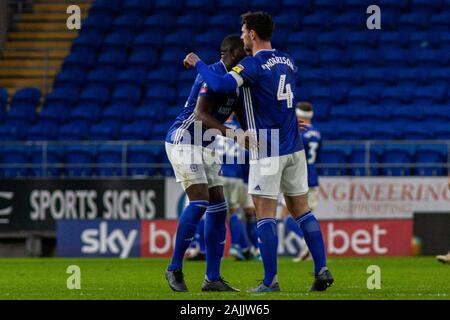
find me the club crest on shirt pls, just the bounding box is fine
[200,83,208,94]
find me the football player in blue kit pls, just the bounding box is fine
[165,35,248,292]
[183,12,333,292]
[281,101,323,262]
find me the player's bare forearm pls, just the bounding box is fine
[194,96,230,136]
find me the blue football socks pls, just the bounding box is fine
[168,200,209,271]
[204,200,227,281]
[296,211,327,276]
[257,217,278,286]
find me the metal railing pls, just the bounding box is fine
[0,140,449,178]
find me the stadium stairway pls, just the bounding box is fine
[0,0,91,99]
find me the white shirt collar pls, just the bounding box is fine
[220,59,228,72]
[254,48,276,56]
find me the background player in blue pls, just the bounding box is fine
[281,101,322,262]
[164,35,246,292]
[183,12,333,292]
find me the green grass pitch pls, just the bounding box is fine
[0,257,448,300]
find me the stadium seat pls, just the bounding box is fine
[381,146,414,176]
[113,13,145,33]
[397,68,429,86]
[89,0,122,15]
[0,87,7,109]
[185,0,215,12]
[103,31,136,51]
[401,123,435,140]
[81,12,114,33]
[54,70,86,90]
[430,12,450,31]
[64,145,96,177]
[154,0,183,14]
[31,145,62,177]
[318,146,348,176]
[86,69,117,88]
[7,104,37,124]
[63,51,97,71]
[71,32,104,52]
[302,12,333,30]
[390,105,421,122]
[112,85,142,106]
[147,67,179,86]
[0,121,28,141]
[59,122,90,141]
[96,144,123,176]
[280,0,311,12]
[97,49,128,69]
[46,88,79,108]
[413,85,448,104]
[145,85,176,104]
[70,104,102,124]
[381,85,415,104]
[349,146,381,176]
[143,14,177,32]
[0,146,29,177]
[133,31,164,50]
[27,122,58,141]
[332,12,365,31]
[433,123,450,140]
[429,68,450,86]
[176,13,206,31]
[89,121,121,141]
[122,0,153,15]
[334,122,371,140]
[103,103,135,124]
[39,104,70,125]
[78,86,110,108]
[11,87,41,109]
[216,0,248,14]
[120,121,152,140]
[128,49,158,70]
[127,145,158,176]
[116,69,147,88]
[414,145,447,176]
[398,12,430,31]
[420,105,450,123]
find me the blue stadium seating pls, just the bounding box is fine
[414,145,447,176]
[1,146,29,177]
[318,146,348,176]
[64,145,96,177]
[381,146,414,176]
[2,1,449,178]
[127,145,158,176]
[31,145,61,177]
[349,147,380,176]
[96,144,123,176]
[89,121,121,141]
[27,122,58,141]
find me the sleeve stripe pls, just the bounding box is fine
[229,71,244,87]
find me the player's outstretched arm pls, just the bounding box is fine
[183,52,239,92]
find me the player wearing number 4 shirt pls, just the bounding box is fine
[183,11,333,292]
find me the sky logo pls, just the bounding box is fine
[57,220,141,258]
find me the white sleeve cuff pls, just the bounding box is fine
[229,71,244,87]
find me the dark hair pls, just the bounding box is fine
[241,11,274,41]
[297,101,314,112]
[221,34,243,51]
